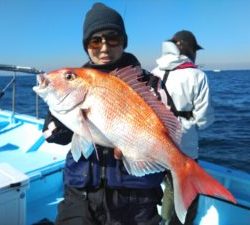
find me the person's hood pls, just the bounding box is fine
[151,41,191,80]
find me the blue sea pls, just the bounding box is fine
[0,70,250,174]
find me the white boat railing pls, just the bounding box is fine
[0,64,44,119]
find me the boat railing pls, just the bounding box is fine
[0,64,44,119]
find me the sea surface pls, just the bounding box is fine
[0,70,250,174]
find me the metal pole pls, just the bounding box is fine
[35,82,39,119]
[12,72,16,114]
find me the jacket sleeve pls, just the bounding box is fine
[192,71,214,130]
[43,111,73,145]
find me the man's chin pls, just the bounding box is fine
[100,59,113,64]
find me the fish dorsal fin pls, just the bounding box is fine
[112,66,182,146]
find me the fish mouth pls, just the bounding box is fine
[37,73,49,87]
[33,73,86,113]
[33,73,50,92]
[34,73,67,102]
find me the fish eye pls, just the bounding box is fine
[64,72,76,81]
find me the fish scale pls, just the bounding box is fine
[88,83,159,149]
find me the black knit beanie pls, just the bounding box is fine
[83,3,128,51]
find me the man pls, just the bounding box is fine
[151,30,214,225]
[43,3,165,225]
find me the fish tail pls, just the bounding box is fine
[172,158,236,224]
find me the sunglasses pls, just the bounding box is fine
[87,33,124,49]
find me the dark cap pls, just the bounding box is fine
[83,3,128,51]
[171,30,203,51]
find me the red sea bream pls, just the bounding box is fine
[33,66,236,223]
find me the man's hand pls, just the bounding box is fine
[114,148,123,160]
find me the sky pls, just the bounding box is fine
[1,0,250,72]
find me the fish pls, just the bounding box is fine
[33,66,236,224]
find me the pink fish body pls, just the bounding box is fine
[33,66,236,223]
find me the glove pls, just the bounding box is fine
[43,111,73,145]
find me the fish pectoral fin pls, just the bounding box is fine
[122,155,166,177]
[71,133,94,161]
[74,108,99,160]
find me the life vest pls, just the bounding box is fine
[64,146,166,189]
[161,62,197,120]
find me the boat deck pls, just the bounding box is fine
[0,110,69,224]
[0,109,250,225]
[193,160,250,224]
[0,110,69,173]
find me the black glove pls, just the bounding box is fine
[43,111,73,145]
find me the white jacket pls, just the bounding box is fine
[151,42,214,159]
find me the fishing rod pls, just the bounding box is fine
[0,64,44,74]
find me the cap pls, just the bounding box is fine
[83,3,128,51]
[170,30,203,51]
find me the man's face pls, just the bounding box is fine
[87,30,124,65]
